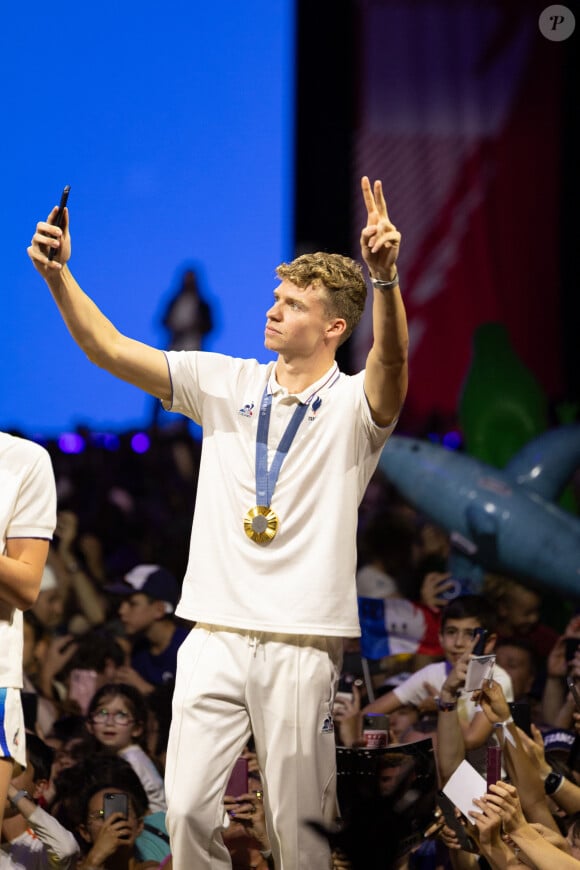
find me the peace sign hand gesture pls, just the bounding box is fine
[360,176,401,281]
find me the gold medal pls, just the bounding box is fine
[243,505,279,545]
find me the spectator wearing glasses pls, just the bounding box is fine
[87,683,166,814]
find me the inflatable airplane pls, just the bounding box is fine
[378,425,580,597]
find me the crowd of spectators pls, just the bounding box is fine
[3,425,580,869]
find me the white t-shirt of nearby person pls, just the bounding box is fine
[0,433,56,687]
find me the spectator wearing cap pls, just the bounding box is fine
[106,565,189,695]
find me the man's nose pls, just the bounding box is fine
[267,300,281,320]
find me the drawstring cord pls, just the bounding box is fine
[248,632,263,658]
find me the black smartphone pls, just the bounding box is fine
[436,792,478,853]
[509,700,532,737]
[48,185,70,261]
[103,791,129,820]
[472,629,489,656]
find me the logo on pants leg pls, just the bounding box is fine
[321,714,334,734]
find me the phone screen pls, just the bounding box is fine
[509,700,532,737]
[226,756,249,797]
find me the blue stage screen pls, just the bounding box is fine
[1,2,294,435]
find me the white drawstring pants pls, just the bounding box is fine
[165,624,342,869]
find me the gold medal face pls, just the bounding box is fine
[243,505,279,545]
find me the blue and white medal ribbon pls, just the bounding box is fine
[243,383,308,544]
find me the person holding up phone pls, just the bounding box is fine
[0,431,56,830]
[358,596,513,765]
[28,176,408,869]
[223,785,272,869]
[76,785,159,870]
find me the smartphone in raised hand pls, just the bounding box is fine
[436,791,478,852]
[48,185,70,261]
[103,791,129,820]
[472,628,489,656]
[509,700,532,737]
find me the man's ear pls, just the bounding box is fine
[32,778,49,800]
[326,318,347,342]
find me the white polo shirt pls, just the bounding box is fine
[0,433,56,687]
[165,352,395,637]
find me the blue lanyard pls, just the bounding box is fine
[255,385,309,507]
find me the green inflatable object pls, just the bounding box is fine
[459,322,548,468]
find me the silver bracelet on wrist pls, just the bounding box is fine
[370,271,399,290]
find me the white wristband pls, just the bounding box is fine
[493,716,516,746]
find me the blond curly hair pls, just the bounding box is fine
[276,252,367,345]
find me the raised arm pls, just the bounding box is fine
[482,782,579,870]
[360,176,409,427]
[27,205,171,402]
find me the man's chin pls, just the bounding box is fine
[264,329,282,347]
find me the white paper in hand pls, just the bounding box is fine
[442,759,487,819]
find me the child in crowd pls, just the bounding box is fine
[86,683,166,813]
[72,772,164,870]
[53,755,170,867]
[336,595,513,756]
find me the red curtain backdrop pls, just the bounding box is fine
[352,0,565,429]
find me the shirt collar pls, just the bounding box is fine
[268,363,339,403]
